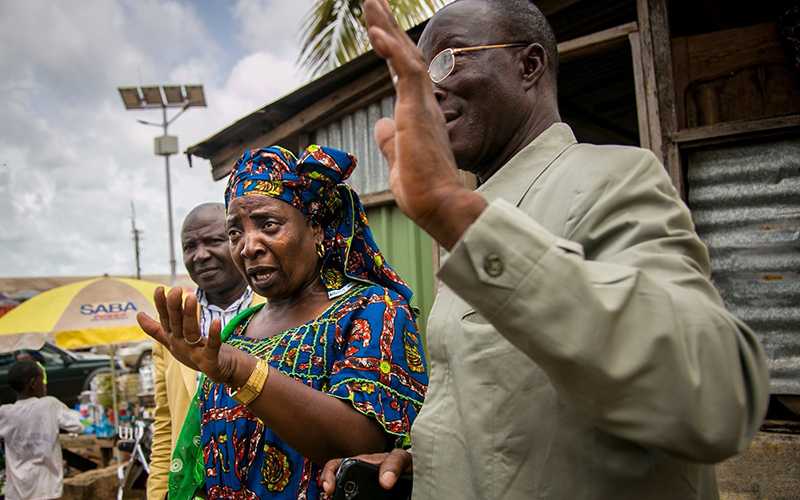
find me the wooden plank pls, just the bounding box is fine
[360,189,395,208]
[558,22,639,63]
[211,158,235,181]
[637,0,683,197]
[212,134,304,180]
[306,81,394,135]
[636,0,663,160]
[665,143,682,199]
[209,65,391,178]
[671,23,800,129]
[671,114,800,146]
[629,32,651,149]
[676,23,784,84]
[670,36,689,129]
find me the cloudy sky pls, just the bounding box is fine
[0,0,317,278]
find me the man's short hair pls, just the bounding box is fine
[182,202,226,233]
[454,0,559,78]
[8,360,41,393]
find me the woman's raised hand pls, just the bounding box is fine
[136,287,247,384]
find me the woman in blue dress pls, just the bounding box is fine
[137,145,428,499]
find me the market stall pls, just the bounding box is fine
[0,276,163,443]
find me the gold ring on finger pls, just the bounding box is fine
[184,336,203,345]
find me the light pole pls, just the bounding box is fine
[117,85,206,282]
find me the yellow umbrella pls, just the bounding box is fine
[0,277,166,351]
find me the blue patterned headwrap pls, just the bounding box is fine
[224,145,413,301]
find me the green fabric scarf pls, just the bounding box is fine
[167,303,265,500]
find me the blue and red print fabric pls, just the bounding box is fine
[200,284,428,499]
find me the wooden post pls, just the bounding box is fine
[636,0,684,197]
[629,32,651,150]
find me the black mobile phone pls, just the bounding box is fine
[333,458,413,500]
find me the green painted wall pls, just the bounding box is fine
[366,204,435,335]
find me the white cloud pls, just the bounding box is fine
[0,0,311,278]
[217,50,303,116]
[233,0,312,55]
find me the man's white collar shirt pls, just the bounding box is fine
[195,286,254,338]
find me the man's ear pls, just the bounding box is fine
[520,43,548,91]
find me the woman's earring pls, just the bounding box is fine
[316,242,325,259]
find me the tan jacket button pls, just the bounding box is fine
[484,253,504,277]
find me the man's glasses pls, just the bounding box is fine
[427,43,529,84]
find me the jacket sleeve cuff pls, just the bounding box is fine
[437,198,581,316]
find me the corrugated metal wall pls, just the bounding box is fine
[311,95,395,195]
[687,138,800,394]
[365,204,435,336]
[312,96,435,336]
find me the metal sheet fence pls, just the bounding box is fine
[687,138,800,394]
[311,95,395,195]
[313,95,436,340]
[365,203,435,338]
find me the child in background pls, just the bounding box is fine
[0,360,83,500]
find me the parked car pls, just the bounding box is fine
[110,340,153,371]
[0,342,117,407]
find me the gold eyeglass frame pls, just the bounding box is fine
[427,43,530,83]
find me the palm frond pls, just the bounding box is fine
[299,0,448,78]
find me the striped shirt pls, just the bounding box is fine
[196,287,254,338]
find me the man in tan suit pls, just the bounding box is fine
[147,203,262,500]
[322,1,770,499]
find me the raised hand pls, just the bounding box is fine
[364,0,486,249]
[136,287,249,384]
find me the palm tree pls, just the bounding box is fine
[299,0,446,77]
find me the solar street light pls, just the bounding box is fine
[116,84,206,282]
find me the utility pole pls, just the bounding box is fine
[160,104,177,281]
[131,202,142,280]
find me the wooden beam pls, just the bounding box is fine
[637,0,683,197]
[306,80,394,134]
[209,64,391,178]
[670,35,689,129]
[637,0,662,158]
[629,32,651,149]
[558,22,639,63]
[360,190,395,208]
[671,114,800,146]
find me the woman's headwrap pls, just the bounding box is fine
[224,145,412,301]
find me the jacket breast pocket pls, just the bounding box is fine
[458,309,519,362]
